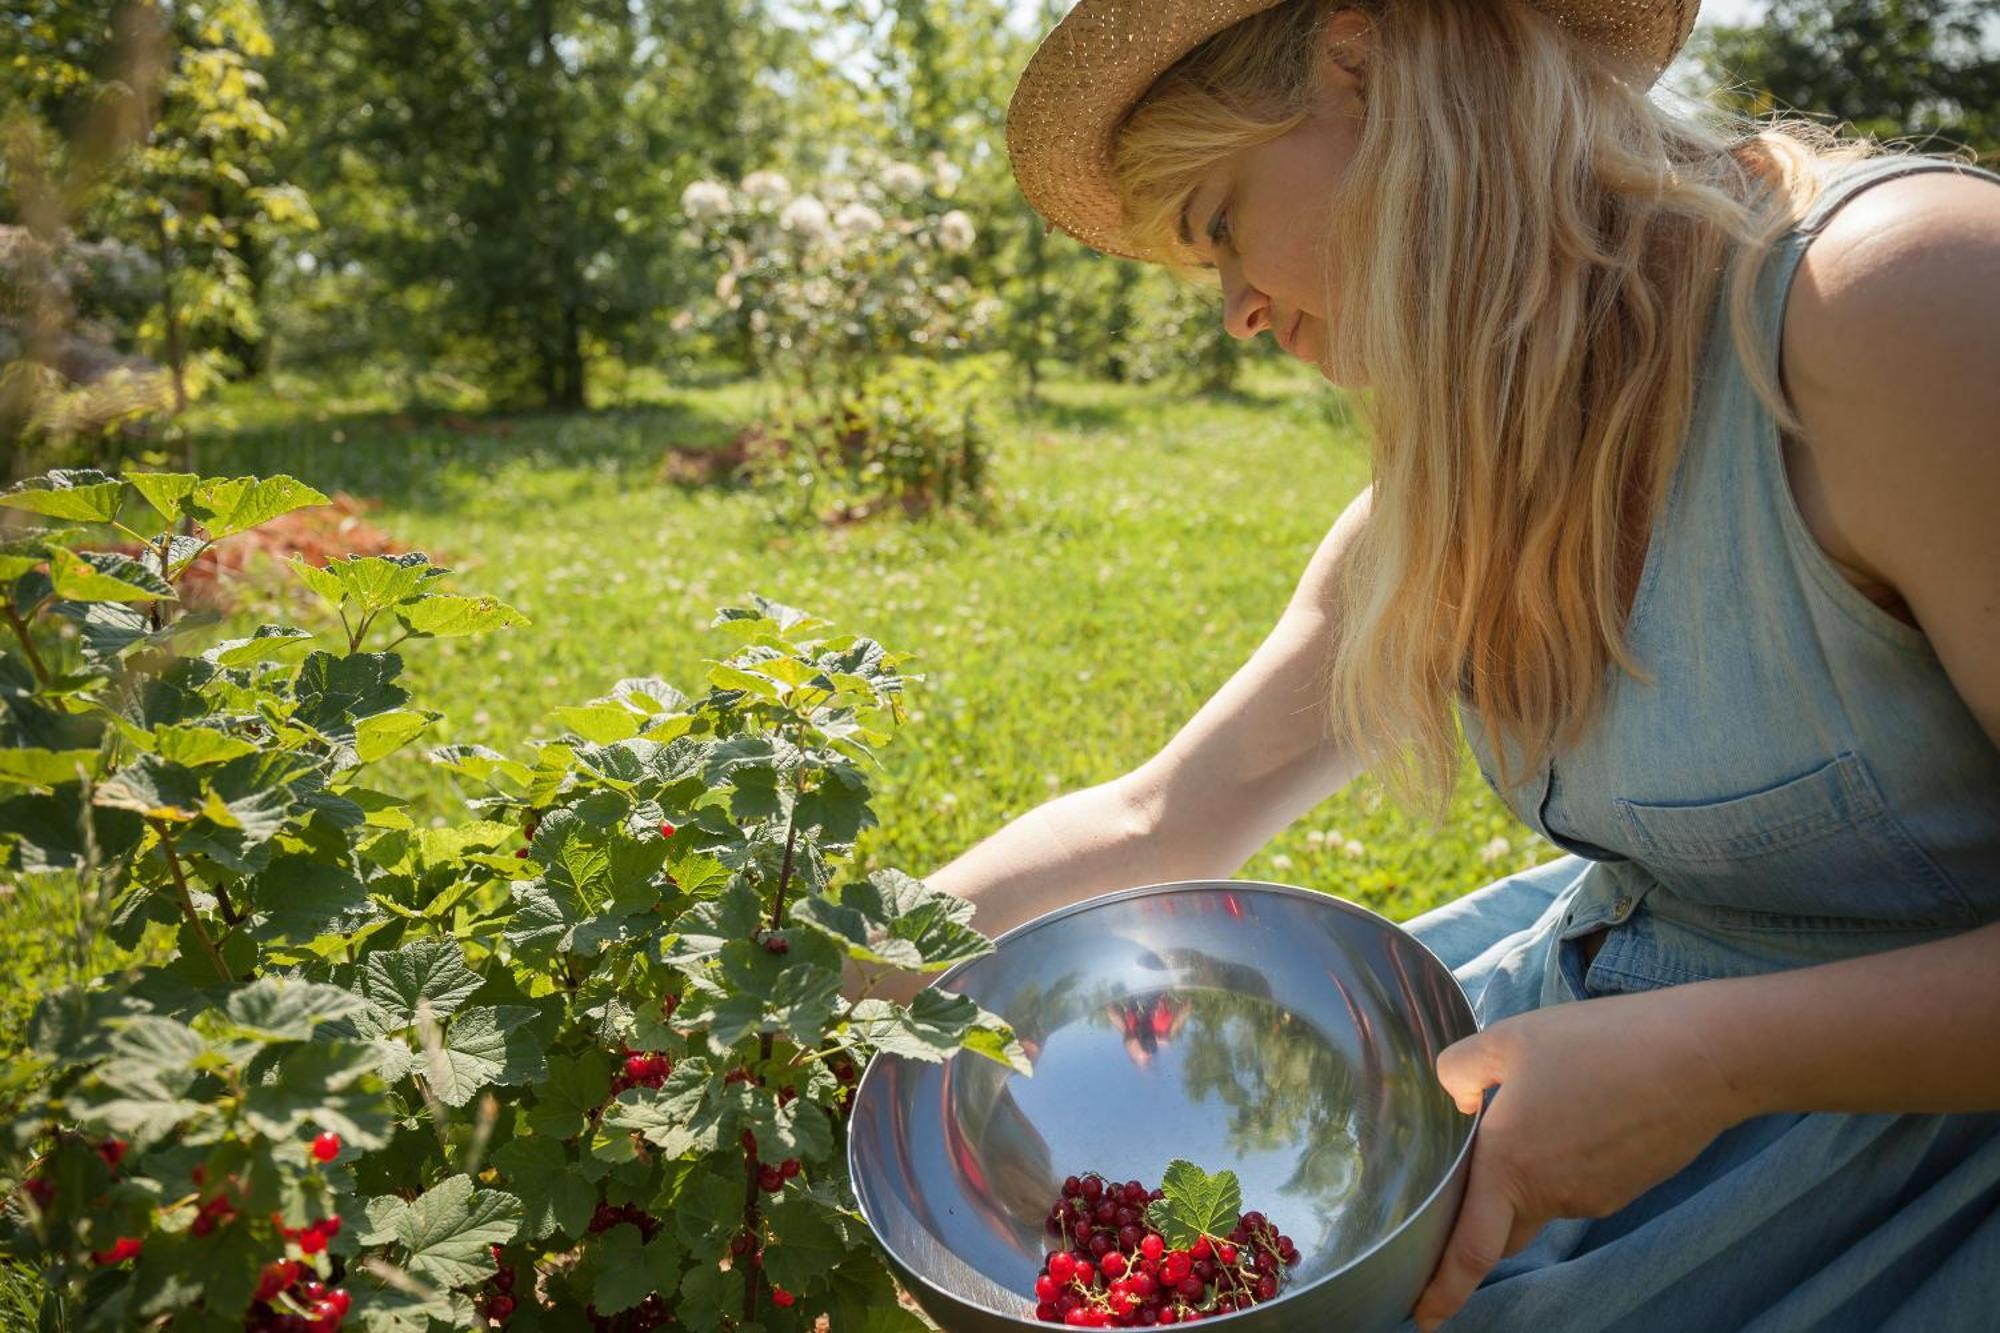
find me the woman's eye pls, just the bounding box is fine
[1211,210,1231,247]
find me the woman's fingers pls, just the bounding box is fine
[1412,1151,1519,1331]
[1435,1029,1505,1115]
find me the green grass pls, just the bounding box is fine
[170,357,1555,925]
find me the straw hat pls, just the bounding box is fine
[1007,0,1701,261]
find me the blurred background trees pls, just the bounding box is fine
[3,0,1996,483]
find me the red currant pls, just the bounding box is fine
[311,1131,342,1162]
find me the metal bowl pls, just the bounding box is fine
[848,879,1479,1331]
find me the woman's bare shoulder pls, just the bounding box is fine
[1779,164,2000,744]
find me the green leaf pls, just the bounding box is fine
[151,723,260,768]
[849,990,1032,1074]
[0,524,86,578]
[357,1175,520,1288]
[224,978,370,1041]
[550,701,643,743]
[247,853,377,940]
[424,1005,546,1107]
[820,1248,931,1332]
[526,1050,612,1140]
[360,937,485,1028]
[1,470,125,523]
[188,475,328,538]
[394,594,530,639]
[427,744,533,790]
[0,747,98,790]
[1143,1159,1245,1250]
[355,708,439,763]
[125,472,201,524]
[48,547,176,603]
[492,1136,596,1241]
[592,1224,684,1314]
[293,651,411,740]
[791,868,992,973]
[242,1040,392,1148]
[202,624,317,667]
[761,1194,846,1294]
[94,753,204,821]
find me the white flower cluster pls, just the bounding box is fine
[937,209,976,255]
[679,180,730,222]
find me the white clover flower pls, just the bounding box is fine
[1480,835,1513,864]
[881,161,927,200]
[835,202,885,236]
[937,209,977,254]
[1342,838,1366,859]
[1305,830,1327,846]
[678,180,730,222]
[1270,853,1293,872]
[739,170,792,205]
[779,195,831,239]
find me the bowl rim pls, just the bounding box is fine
[846,877,1486,1327]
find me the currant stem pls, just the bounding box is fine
[151,819,232,983]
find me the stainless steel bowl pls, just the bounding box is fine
[848,879,1479,1331]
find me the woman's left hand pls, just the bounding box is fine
[1411,983,1750,1330]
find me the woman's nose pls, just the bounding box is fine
[1222,272,1272,341]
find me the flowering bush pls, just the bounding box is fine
[0,468,1024,1330]
[678,156,992,402]
[674,158,1001,524]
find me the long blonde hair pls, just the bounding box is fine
[1112,0,1923,818]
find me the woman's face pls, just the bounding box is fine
[1181,12,1372,382]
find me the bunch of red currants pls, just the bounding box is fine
[1031,1172,1300,1326]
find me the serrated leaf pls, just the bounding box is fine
[2,470,125,522]
[125,472,200,524]
[1143,1159,1245,1250]
[203,624,317,667]
[550,702,643,743]
[358,1175,520,1288]
[242,1040,392,1147]
[248,853,377,940]
[361,937,484,1028]
[849,990,1032,1074]
[225,978,370,1041]
[791,868,992,973]
[493,1136,596,1241]
[527,1050,612,1140]
[427,743,533,792]
[593,1224,684,1314]
[761,1194,846,1293]
[94,753,203,821]
[394,594,529,639]
[48,546,176,603]
[355,708,439,763]
[151,723,260,768]
[188,475,328,538]
[424,1005,546,1107]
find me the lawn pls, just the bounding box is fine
[4,358,1558,1044]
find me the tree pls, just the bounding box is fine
[264,0,796,409]
[1692,0,2000,161]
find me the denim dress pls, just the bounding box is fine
[1398,154,2000,1331]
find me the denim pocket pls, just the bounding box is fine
[1612,751,1972,929]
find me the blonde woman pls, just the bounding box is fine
[870,0,2000,1327]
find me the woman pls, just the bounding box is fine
[887,0,2000,1327]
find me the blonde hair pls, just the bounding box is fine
[1112,0,1929,818]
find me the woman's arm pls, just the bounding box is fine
[854,486,1373,1005]
[1412,922,2000,1331]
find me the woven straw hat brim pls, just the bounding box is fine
[1007,0,1701,262]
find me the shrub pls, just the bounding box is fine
[0,468,1021,1331]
